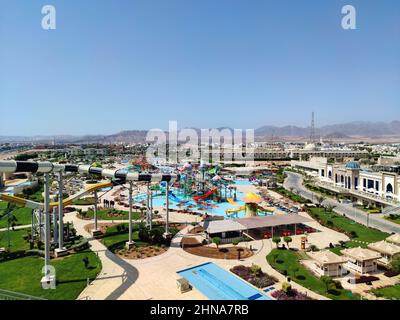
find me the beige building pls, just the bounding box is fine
[342,247,381,274]
[307,250,347,277]
[291,158,400,207]
[367,240,400,266]
[386,233,400,246]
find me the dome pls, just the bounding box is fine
[345,161,360,170]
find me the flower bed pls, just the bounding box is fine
[230,265,278,288]
[272,289,314,300]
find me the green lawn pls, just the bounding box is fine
[384,215,400,225]
[266,249,360,300]
[274,187,311,204]
[101,223,178,253]
[0,203,32,228]
[0,250,101,299]
[80,208,140,221]
[304,183,338,198]
[371,284,400,300]
[308,208,389,254]
[72,197,95,205]
[0,229,31,252]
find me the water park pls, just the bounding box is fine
[1,158,400,301]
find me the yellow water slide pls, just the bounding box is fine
[225,205,246,214]
[257,205,275,213]
[227,197,239,206]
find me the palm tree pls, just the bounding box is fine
[321,276,334,293]
[316,195,325,207]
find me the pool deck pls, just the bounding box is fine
[65,181,348,300]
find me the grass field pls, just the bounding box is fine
[101,223,178,253]
[307,207,389,254]
[274,187,311,204]
[0,229,31,252]
[0,250,101,299]
[0,202,32,228]
[384,215,400,225]
[371,284,400,300]
[80,208,140,221]
[72,197,95,205]
[266,249,360,300]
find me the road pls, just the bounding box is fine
[283,171,400,234]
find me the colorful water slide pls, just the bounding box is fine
[192,187,218,202]
[225,205,246,214]
[167,190,189,204]
[257,205,275,213]
[195,200,218,208]
[227,197,239,206]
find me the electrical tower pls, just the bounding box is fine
[310,111,315,143]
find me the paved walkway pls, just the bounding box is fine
[68,208,334,300]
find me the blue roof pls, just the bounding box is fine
[345,161,361,170]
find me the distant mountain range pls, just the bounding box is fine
[1,120,399,144]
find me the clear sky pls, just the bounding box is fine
[0,0,399,136]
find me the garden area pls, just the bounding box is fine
[306,207,389,254]
[230,264,277,288]
[0,250,101,299]
[72,197,95,205]
[371,284,400,300]
[274,187,311,204]
[100,222,179,259]
[266,248,360,300]
[384,214,400,225]
[0,203,32,228]
[77,208,140,221]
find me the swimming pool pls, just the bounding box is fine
[177,262,271,300]
[134,189,250,218]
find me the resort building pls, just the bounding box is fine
[291,157,400,207]
[342,247,381,275]
[200,220,246,244]
[306,250,347,277]
[367,240,400,266]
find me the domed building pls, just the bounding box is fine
[345,161,361,171]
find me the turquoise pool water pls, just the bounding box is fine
[177,262,271,300]
[133,189,250,218]
[132,179,273,219]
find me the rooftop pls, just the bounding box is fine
[234,214,313,230]
[200,220,247,234]
[307,250,346,265]
[342,247,381,261]
[367,240,400,256]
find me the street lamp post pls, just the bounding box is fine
[126,182,135,249]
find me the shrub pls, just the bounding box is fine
[282,282,292,293]
[250,264,262,275]
[349,231,358,238]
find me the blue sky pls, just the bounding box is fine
[0,0,399,135]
